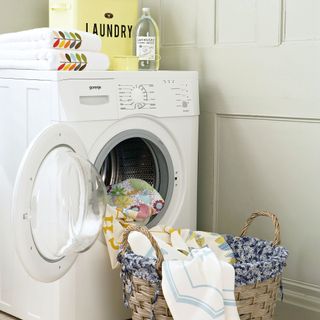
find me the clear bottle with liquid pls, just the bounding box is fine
[133,8,160,71]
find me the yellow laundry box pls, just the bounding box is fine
[49,0,138,70]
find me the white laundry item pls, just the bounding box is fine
[161,247,240,320]
[128,231,189,261]
[0,49,109,71]
[221,261,241,320]
[147,225,236,264]
[0,28,102,52]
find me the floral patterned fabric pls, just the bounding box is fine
[106,179,165,220]
[103,179,165,269]
[224,235,289,287]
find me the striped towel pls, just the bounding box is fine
[162,247,240,320]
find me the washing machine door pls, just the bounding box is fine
[12,124,107,282]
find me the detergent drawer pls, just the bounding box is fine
[56,78,118,121]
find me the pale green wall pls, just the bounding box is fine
[0,0,48,34]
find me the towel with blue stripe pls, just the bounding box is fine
[162,247,240,320]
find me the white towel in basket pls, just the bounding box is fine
[161,247,240,320]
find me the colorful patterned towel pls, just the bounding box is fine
[103,179,165,268]
[0,28,101,52]
[0,49,109,71]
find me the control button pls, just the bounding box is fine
[132,87,145,103]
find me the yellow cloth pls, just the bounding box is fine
[103,179,165,268]
[149,225,236,264]
[103,179,235,268]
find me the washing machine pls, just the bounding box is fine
[0,70,199,320]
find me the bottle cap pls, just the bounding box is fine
[142,8,151,15]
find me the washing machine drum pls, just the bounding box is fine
[96,133,175,224]
[100,138,161,190]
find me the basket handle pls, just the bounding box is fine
[121,225,164,276]
[239,211,281,246]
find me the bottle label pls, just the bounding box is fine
[136,36,156,61]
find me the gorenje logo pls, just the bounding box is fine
[89,86,102,90]
[85,13,133,39]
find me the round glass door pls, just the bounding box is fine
[30,146,106,262]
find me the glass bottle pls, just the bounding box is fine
[133,8,160,71]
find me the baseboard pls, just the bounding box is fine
[281,278,320,313]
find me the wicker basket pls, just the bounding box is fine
[121,211,284,320]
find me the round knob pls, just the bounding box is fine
[131,87,145,103]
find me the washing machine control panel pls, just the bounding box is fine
[162,79,193,111]
[118,84,156,110]
[117,75,198,117]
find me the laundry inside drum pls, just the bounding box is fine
[97,136,173,225]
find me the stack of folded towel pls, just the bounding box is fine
[0,28,109,71]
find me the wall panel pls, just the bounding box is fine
[152,0,320,314]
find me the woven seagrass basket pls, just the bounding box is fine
[121,211,284,320]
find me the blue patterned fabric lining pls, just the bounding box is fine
[224,235,288,286]
[118,251,161,286]
[117,251,161,315]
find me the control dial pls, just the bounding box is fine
[132,85,147,109]
[118,83,156,110]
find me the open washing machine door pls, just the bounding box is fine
[12,124,106,282]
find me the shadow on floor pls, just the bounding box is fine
[275,302,319,320]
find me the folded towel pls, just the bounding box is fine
[161,248,240,320]
[0,28,101,52]
[0,49,109,71]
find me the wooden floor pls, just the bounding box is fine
[0,312,17,320]
[0,303,319,319]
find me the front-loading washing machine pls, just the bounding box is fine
[0,70,199,320]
